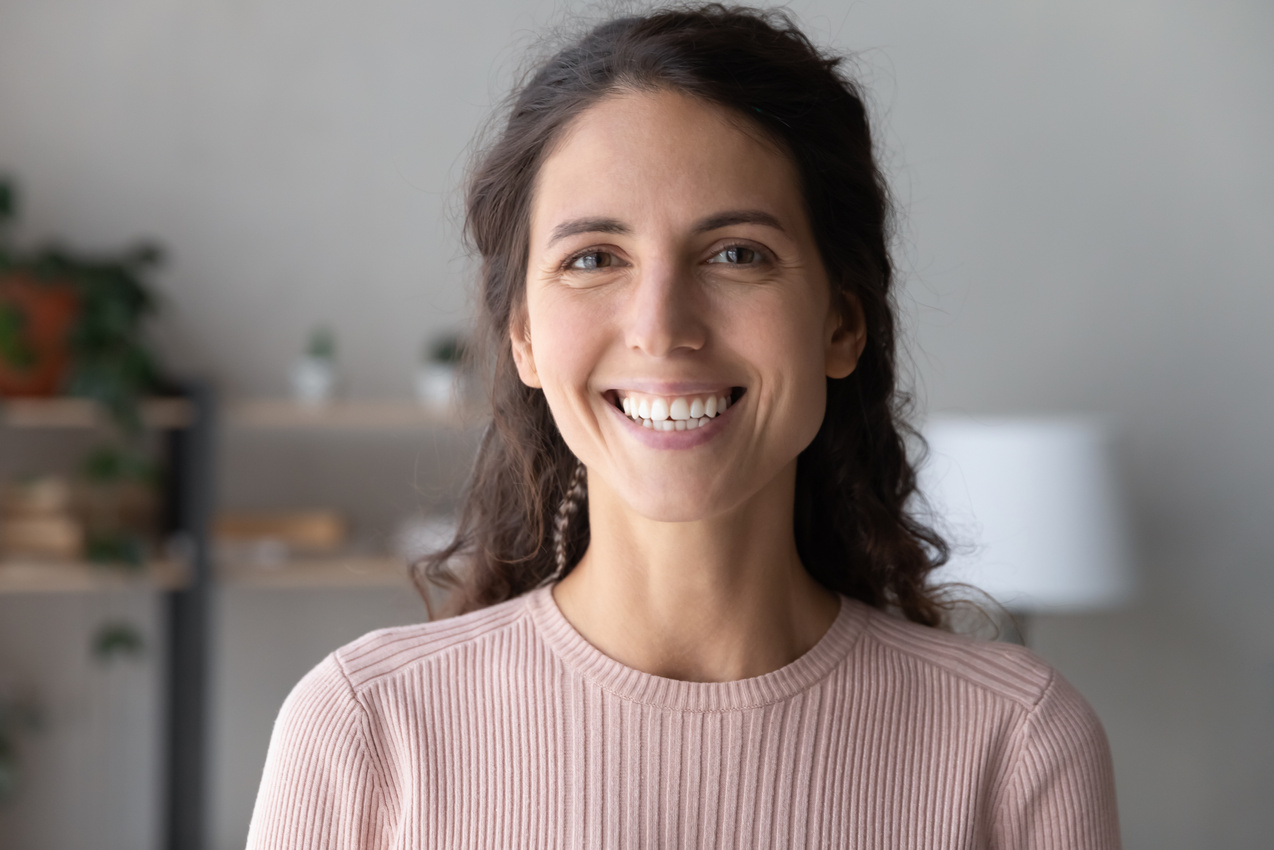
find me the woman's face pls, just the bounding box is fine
[515,89,865,523]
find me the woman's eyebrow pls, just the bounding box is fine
[694,209,785,234]
[550,209,784,245]
[550,217,629,244]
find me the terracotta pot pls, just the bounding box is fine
[0,273,78,397]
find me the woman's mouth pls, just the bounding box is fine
[607,388,745,431]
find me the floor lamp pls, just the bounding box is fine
[919,416,1136,645]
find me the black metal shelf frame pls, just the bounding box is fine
[163,380,215,850]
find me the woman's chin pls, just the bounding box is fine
[615,486,737,526]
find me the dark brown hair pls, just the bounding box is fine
[414,3,950,627]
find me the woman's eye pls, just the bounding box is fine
[567,251,614,271]
[709,245,762,265]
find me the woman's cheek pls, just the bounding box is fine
[529,299,609,416]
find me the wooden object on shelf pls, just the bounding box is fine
[1,475,83,558]
[1,475,74,515]
[0,557,190,594]
[0,515,84,559]
[214,511,347,551]
[0,396,195,429]
[217,554,411,589]
[226,398,475,430]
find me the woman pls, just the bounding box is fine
[248,6,1119,848]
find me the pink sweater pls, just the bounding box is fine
[247,587,1119,848]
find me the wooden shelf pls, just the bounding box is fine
[0,397,195,429]
[225,399,478,431]
[0,557,191,594]
[217,554,414,588]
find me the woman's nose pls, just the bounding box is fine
[623,261,708,357]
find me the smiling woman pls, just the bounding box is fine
[247,6,1120,848]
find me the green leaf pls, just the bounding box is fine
[0,177,15,227]
[426,333,467,364]
[79,444,156,483]
[0,303,36,369]
[306,326,336,360]
[91,621,146,662]
[85,531,146,568]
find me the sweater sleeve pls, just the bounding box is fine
[246,654,391,850]
[990,668,1121,850]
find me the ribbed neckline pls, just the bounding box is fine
[525,585,866,712]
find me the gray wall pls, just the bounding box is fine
[1,1,1271,848]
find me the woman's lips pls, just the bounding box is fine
[606,388,742,447]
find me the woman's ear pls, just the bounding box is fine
[509,313,542,388]
[824,295,868,380]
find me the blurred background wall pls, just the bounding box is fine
[0,0,1270,847]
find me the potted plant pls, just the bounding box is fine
[0,175,164,434]
[0,181,79,397]
[415,332,467,412]
[291,326,338,404]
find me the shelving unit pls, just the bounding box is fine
[218,397,472,592]
[3,392,466,847]
[1,396,195,429]
[0,557,189,594]
[0,395,200,596]
[0,387,215,850]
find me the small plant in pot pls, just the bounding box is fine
[0,175,164,434]
[0,181,79,397]
[291,326,338,405]
[415,333,467,413]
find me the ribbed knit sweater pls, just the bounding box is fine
[247,586,1120,849]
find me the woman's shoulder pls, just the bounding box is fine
[250,594,535,847]
[321,591,535,698]
[849,599,1074,713]
[849,600,1113,788]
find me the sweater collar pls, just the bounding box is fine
[524,585,866,712]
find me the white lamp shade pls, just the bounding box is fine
[919,416,1136,612]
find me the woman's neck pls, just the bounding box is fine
[551,465,840,683]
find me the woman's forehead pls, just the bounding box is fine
[530,90,806,242]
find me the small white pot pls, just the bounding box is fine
[291,355,337,404]
[415,363,457,412]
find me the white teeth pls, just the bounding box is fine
[618,391,739,427]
